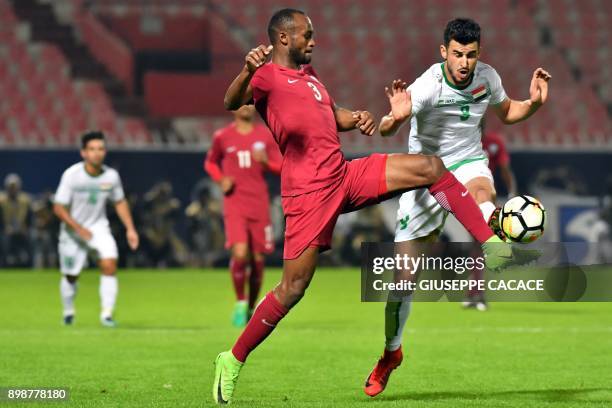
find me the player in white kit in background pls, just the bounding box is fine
[53,131,139,327]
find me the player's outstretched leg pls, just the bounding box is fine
[482,237,541,271]
[385,154,539,271]
[60,275,78,325]
[212,247,318,404]
[385,154,495,243]
[99,259,118,327]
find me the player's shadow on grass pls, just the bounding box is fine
[372,387,612,404]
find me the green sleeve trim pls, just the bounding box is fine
[447,156,486,171]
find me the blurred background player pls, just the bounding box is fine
[464,120,518,310]
[53,131,139,327]
[482,123,517,199]
[366,18,550,397]
[204,105,281,327]
[0,174,32,267]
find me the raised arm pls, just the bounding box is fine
[224,45,273,111]
[492,68,551,125]
[379,79,412,137]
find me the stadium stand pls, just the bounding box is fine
[0,0,610,150]
[0,0,152,147]
[207,0,611,150]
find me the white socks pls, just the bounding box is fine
[60,275,118,320]
[60,276,77,317]
[382,202,496,352]
[384,295,413,351]
[100,275,118,319]
[479,201,496,223]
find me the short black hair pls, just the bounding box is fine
[267,8,305,45]
[444,18,481,46]
[81,131,105,149]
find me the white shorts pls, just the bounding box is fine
[395,158,494,242]
[58,227,118,276]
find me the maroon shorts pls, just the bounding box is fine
[282,153,388,260]
[224,213,274,254]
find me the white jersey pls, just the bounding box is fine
[54,162,125,232]
[407,61,507,168]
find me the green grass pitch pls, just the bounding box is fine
[2,269,611,407]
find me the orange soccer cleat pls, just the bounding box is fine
[364,346,403,397]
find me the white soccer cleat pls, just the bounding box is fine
[100,316,117,328]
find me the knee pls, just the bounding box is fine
[65,275,78,284]
[424,156,446,183]
[231,245,249,262]
[100,261,116,276]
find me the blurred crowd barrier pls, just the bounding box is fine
[1,167,611,269]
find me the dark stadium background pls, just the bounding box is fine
[1,0,611,268]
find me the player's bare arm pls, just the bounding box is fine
[333,105,376,136]
[252,147,281,174]
[379,79,411,137]
[224,45,273,110]
[493,67,551,124]
[252,147,282,175]
[219,177,235,195]
[53,203,92,241]
[114,199,139,251]
[252,148,269,166]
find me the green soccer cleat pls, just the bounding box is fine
[213,351,243,405]
[231,301,248,327]
[482,235,541,272]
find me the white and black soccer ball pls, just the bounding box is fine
[500,195,546,243]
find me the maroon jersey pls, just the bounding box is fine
[251,62,346,197]
[482,131,510,173]
[205,122,280,218]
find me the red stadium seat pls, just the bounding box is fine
[1,0,608,148]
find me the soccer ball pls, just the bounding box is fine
[500,195,546,243]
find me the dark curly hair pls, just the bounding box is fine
[444,18,481,46]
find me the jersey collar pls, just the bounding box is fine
[441,62,474,90]
[272,62,308,75]
[83,162,104,178]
